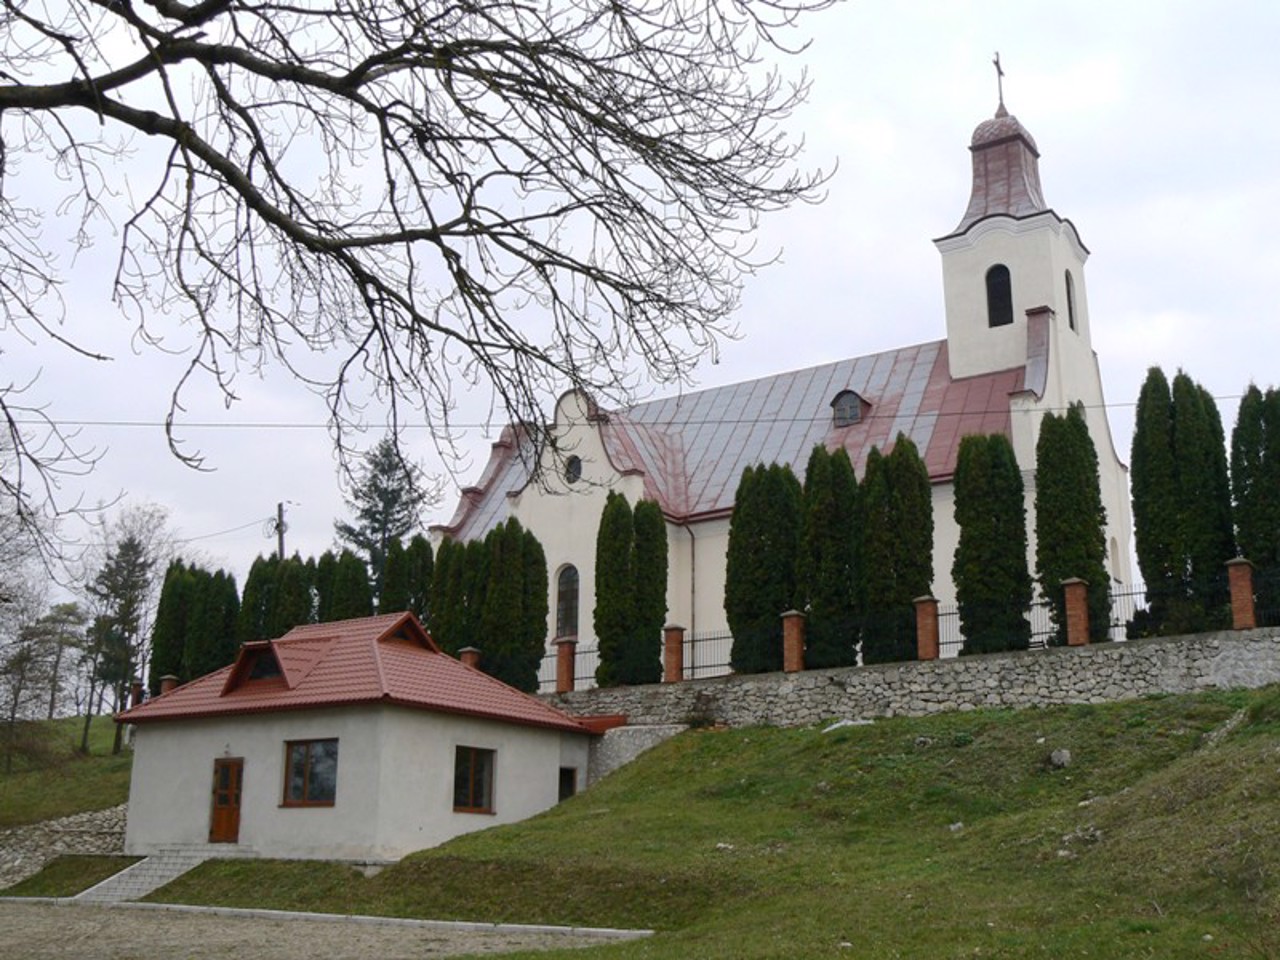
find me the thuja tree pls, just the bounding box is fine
[1232,384,1280,622]
[1130,367,1234,634]
[797,445,860,668]
[596,494,666,687]
[726,463,801,674]
[326,550,374,622]
[1174,374,1234,618]
[953,434,1031,654]
[594,492,636,687]
[861,435,933,664]
[481,518,544,692]
[631,499,669,685]
[184,570,240,680]
[1035,406,1111,645]
[429,538,467,654]
[405,535,435,621]
[522,529,550,680]
[236,554,279,642]
[150,560,195,694]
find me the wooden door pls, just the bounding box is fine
[209,758,243,843]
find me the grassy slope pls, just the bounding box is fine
[148,687,1280,959]
[0,716,131,828]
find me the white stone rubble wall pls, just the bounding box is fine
[551,630,1280,730]
[0,804,127,891]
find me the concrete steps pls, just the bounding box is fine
[76,844,255,903]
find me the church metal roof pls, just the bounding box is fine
[437,333,1041,541]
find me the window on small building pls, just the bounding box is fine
[986,264,1013,328]
[454,746,495,813]
[283,739,338,806]
[555,565,579,638]
[1065,269,1078,331]
[559,766,578,802]
[831,390,863,428]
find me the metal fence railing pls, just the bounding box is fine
[536,574,1251,691]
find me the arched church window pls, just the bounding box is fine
[1065,270,1078,332]
[986,264,1013,328]
[555,565,579,638]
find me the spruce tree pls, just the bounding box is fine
[1035,406,1111,645]
[798,445,859,668]
[629,499,667,685]
[594,491,636,687]
[380,537,410,612]
[334,437,429,605]
[954,434,1032,654]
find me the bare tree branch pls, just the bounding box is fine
[0,0,833,548]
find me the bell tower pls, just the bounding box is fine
[934,100,1092,380]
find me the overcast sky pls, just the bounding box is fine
[14,1,1280,589]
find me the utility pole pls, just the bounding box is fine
[266,502,289,559]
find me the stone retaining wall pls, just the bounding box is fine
[0,804,127,891]
[550,629,1280,729]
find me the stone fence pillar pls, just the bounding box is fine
[663,625,686,683]
[555,638,578,694]
[914,596,940,661]
[1062,578,1089,647]
[782,610,806,673]
[1226,558,1257,631]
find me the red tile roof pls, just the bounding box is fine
[117,613,587,734]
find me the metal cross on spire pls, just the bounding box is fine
[993,52,1006,110]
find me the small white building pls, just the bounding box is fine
[435,101,1134,671]
[117,613,592,862]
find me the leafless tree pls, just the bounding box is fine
[0,0,833,543]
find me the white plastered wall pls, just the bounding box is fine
[125,705,590,861]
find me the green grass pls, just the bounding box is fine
[145,687,1280,959]
[0,716,132,828]
[2,855,140,897]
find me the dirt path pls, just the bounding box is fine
[1,901,630,960]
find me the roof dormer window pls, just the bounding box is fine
[247,648,283,681]
[831,390,865,428]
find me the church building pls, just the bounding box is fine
[435,101,1134,682]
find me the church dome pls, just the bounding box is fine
[970,104,1039,153]
[945,103,1047,236]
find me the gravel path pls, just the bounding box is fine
[1,901,636,960]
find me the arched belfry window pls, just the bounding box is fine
[986,264,1013,328]
[555,565,579,638]
[1065,270,1078,332]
